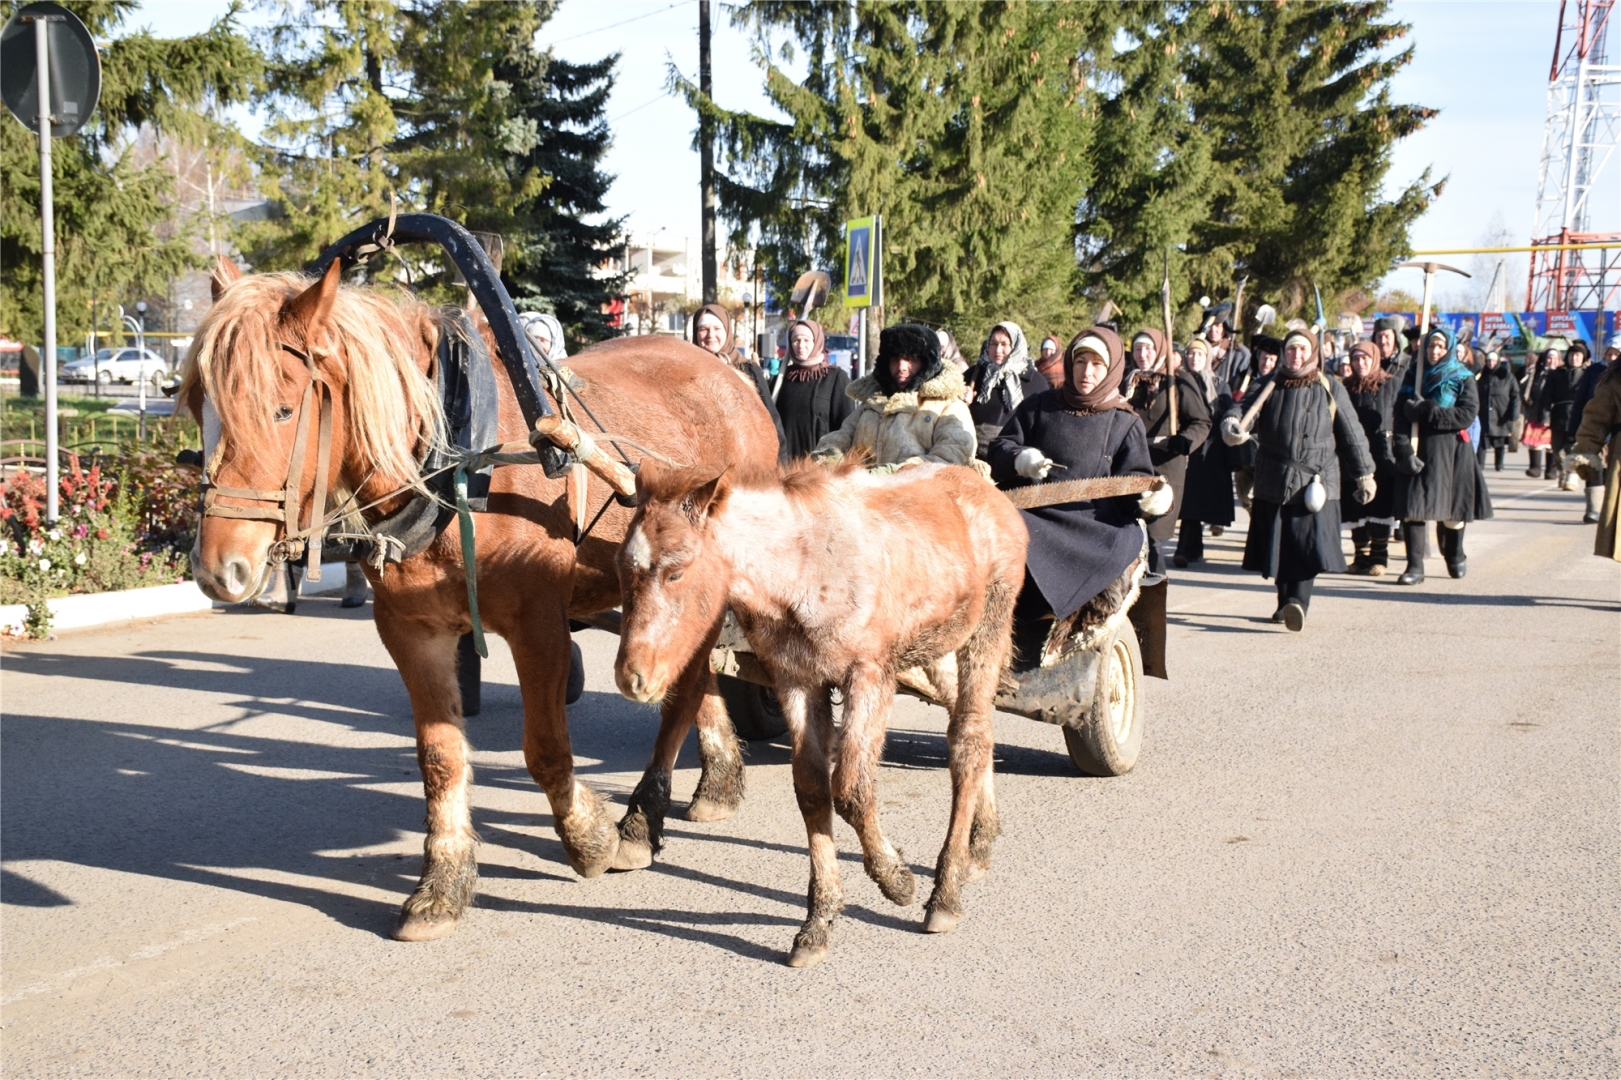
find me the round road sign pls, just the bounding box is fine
[1,2,101,138]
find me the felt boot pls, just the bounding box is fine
[1493,444,1505,472]
[1368,523,1390,577]
[1525,449,1544,478]
[1397,521,1427,586]
[1347,525,1373,574]
[1585,485,1604,524]
[1439,523,1467,579]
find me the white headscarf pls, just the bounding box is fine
[519,312,568,364]
[975,320,1031,409]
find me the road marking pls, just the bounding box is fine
[1,917,258,1005]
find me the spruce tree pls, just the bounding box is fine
[693,2,1121,339]
[0,0,260,343]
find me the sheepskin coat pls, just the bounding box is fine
[813,366,977,467]
[1573,370,1621,561]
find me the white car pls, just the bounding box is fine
[60,347,167,387]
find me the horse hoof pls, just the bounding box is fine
[966,863,989,883]
[874,863,915,906]
[611,836,653,871]
[923,908,960,935]
[684,797,736,823]
[787,943,828,968]
[392,912,459,942]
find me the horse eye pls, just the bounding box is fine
[274,405,294,422]
[666,568,684,584]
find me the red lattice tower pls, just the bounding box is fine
[1526,0,1621,311]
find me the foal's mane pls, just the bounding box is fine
[180,273,446,489]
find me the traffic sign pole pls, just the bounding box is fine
[30,13,58,523]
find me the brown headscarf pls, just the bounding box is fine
[1062,326,1136,414]
[1343,339,1388,394]
[783,318,829,380]
[1279,327,1322,386]
[1036,334,1066,387]
[691,303,740,363]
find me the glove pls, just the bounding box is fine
[1138,479,1173,519]
[1563,451,1597,473]
[1353,474,1377,505]
[1220,416,1249,447]
[812,448,843,466]
[1160,434,1192,458]
[1402,397,1436,422]
[1014,447,1054,480]
[868,462,900,476]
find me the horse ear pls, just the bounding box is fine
[683,466,730,524]
[285,259,343,354]
[210,256,243,300]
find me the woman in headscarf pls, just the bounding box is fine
[1339,338,1402,576]
[1390,324,1493,583]
[773,318,854,460]
[519,311,569,364]
[812,323,975,469]
[1475,346,1520,474]
[937,329,967,374]
[986,326,1171,666]
[691,302,787,462]
[1219,327,1374,630]
[1127,327,1212,577]
[1035,334,1066,388]
[1521,345,1562,478]
[966,321,1050,454]
[1171,337,1235,567]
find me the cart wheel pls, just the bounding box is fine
[715,673,788,741]
[1062,624,1144,776]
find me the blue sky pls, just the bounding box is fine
[132,0,1598,305]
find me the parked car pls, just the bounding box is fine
[825,334,859,374]
[60,347,167,387]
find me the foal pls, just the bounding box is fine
[615,458,1028,966]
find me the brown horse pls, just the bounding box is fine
[182,258,778,941]
[614,457,1028,966]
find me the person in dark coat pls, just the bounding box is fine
[986,326,1170,667]
[772,318,854,460]
[1206,317,1250,391]
[1569,335,1615,522]
[1172,337,1235,566]
[1475,347,1521,473]
[1522,346,1563,479]
[1372,315,1409,382]
[1220,327,1375,631]
[1392,325,1493,584]
[691,302,788,462]
[1341,339,1401,576]
[1547,340,1591,488]
[967,321,1050,455]
[1128,328,1212,578]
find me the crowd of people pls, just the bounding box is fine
[681,302,1619,649]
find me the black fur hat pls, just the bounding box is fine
[875,323,943,393]
[1252,334,1284,356]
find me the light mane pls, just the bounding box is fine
[179,273,446,490]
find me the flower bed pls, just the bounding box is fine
[1,430,199,636]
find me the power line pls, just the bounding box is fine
[546,1,693,47]
[611,91,673,123]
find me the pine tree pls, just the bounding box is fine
[497,51,627,346]
[694,2,1122,338]
[0,0,260,343]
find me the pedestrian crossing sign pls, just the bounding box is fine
[844,216,881,308]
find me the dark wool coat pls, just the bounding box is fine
[967,362,1050,453]
[1477,365,1522,440]
[987,390,1153,620]
[1340,375,1401,523]
[1392,370,1493,522]
[775,367,854,460]
[1212,341,1251,391]
[1180,374,1236,526]
[1242,374,1374,581]
[1533,366,1578,439]
[1130,369,1213,541]
[1569,361,1608,440]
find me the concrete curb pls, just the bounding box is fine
[0,562,351,635]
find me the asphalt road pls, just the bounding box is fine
[3,461,1617,1077]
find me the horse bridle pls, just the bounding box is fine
[200,341,336,581]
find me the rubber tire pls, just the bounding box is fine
[1062,625,1144,776]
[715,673,788,741]
[96,370,112,385]
[565,640,585,705]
